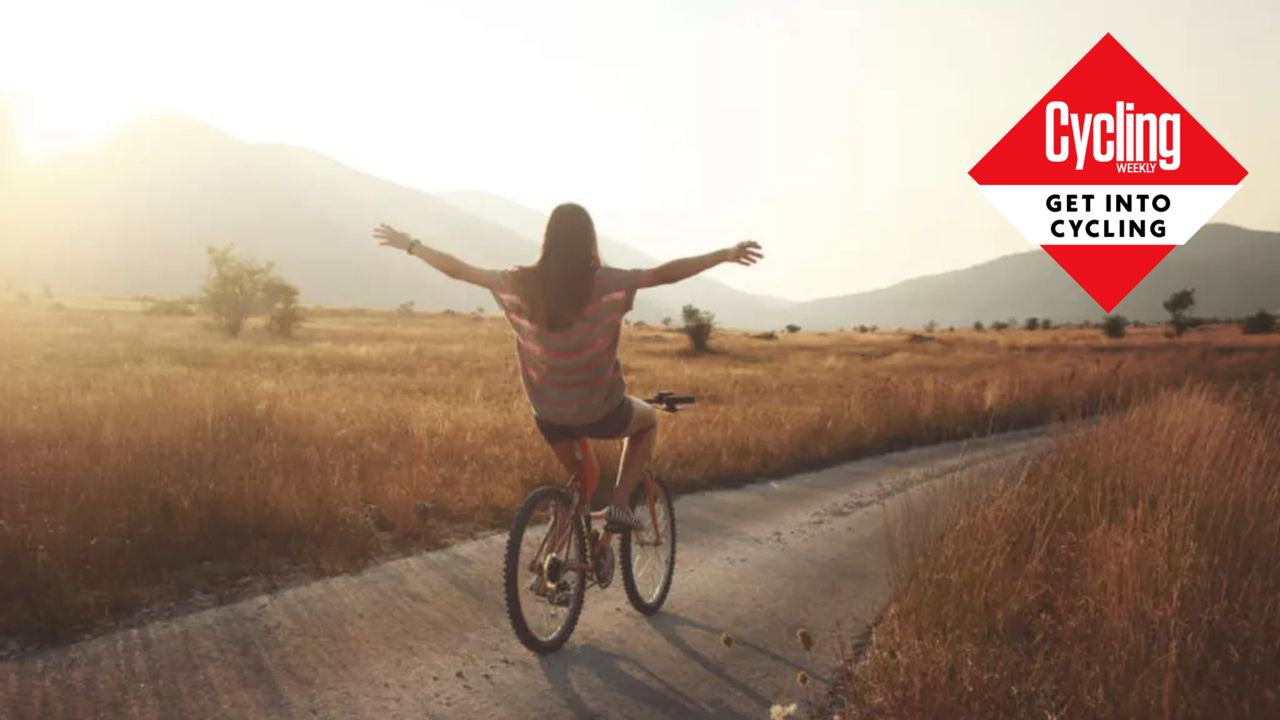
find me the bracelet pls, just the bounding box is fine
[406,239,421,255]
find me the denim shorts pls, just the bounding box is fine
[535,397,635,444]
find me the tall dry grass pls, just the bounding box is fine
[3,298,1280,639]
[843,383,1280,719]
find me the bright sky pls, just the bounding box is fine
[2,0,1277,301]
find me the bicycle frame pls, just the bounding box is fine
[534,436,664,579]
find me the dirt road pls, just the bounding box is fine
[1,429,1044,719]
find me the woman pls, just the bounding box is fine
[374,203,762,530]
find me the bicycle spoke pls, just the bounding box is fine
[628,484,673,605]
[515,495,583,642]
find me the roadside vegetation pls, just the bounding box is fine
[201,244,303,338]
[838,383,1280,719]
[3,296,1280,641]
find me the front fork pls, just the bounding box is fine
[574,436,660,539]
[542,440,665,576]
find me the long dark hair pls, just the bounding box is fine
[513,203,600,331]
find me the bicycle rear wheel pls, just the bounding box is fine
[503,485,587,653]
[620,473,676,615]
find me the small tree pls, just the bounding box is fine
[681,304,716,353]
[1103,314,1129,339]
[991,320,1009,332]
[785,323,801,334]
[661,316,673,328]
[1242,309,1276,335]
[1163,288,1196,337]
[262,277,303,337]
[973,321,985,332]
[396,300,416,318]
[201,245,272,337]
[924,320,938,333]
[1041,318,1053,330]
[1024,317,1040,331]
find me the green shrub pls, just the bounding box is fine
[201,245,272,337]
[1242,309,1276,335]
[681,304,716,353]
[1163,288,1196,337]
[1103,315,1129,339]
[262,278,303,338]
[200,244,302,338]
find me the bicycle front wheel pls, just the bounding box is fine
[620,473,677,615]
[503,485,588,653]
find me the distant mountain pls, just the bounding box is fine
[0,116,792,325]
[439,190,795,327]
[2,116,534,313]
[1,116,1275,331]
[0,117,666,319]
[768,223,1280,329]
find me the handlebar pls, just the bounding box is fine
[644,391,696,413]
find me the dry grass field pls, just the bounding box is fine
[840,383,1280,719]
[3,296,1279,640]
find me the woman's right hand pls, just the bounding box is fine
[374,224,413,251]
[724,241,764,266]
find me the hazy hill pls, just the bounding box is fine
[768,223,1280,329]
[1,116,1274,331]
[0,116,677,319]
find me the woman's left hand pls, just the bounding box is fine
[725,240,764,266]
[374,224,413,251]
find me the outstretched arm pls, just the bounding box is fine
[636,241,763,288]
[374,224,502,290]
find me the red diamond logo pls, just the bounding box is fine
[970,34,1247,312]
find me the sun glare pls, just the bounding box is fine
[8,93,135,159]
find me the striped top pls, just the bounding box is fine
[492,267,644,426]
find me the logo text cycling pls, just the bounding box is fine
[1045,101,1180,172]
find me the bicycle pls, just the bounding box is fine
[502,391,694,654]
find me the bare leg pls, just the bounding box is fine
[540,440,581,558]
[610,398,658,510]
[547,440,579,476]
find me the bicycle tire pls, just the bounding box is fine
[619,474,677,615]
[503,485,588,653]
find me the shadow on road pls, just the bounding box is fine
[645,611,828,692]
[535,609,830,719]
[536,643,731,718]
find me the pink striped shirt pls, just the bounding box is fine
[492,267,644,426]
